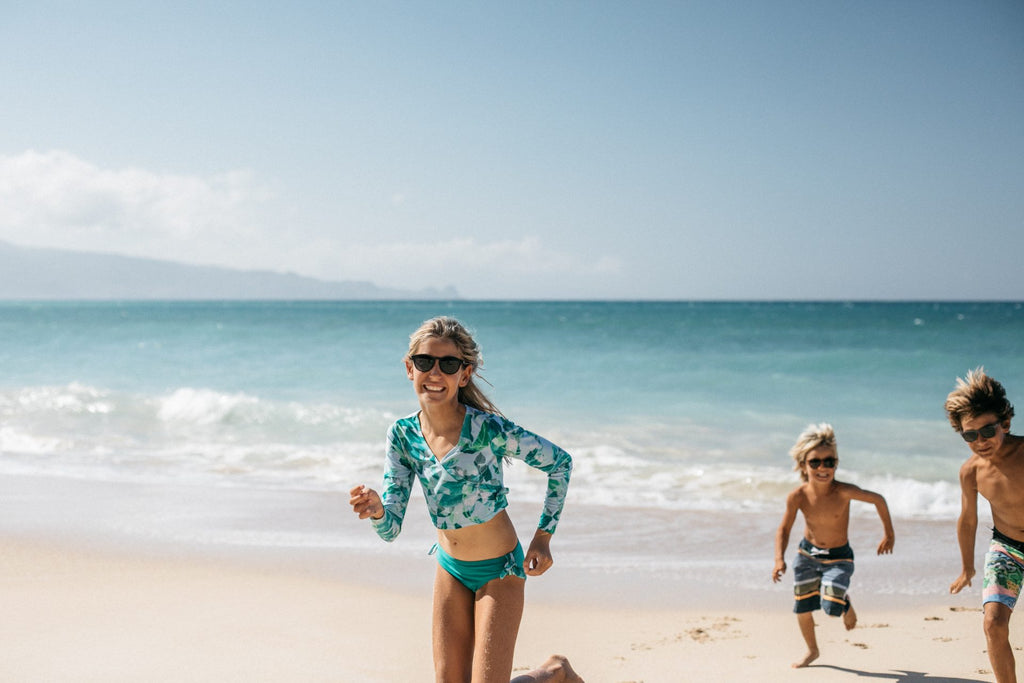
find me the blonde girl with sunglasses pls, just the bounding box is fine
[350,316,581,683]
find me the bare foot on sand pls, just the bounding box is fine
[844,600,857,631]
[512,654,585,683]
[792,649,820,668]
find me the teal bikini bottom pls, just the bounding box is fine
[432,542,526,592]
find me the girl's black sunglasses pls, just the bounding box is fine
[410,354,468,375]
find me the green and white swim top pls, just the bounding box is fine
[371,405,572,542]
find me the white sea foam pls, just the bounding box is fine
[0,381,968,522]
[0,426,63,454]
[156,387,264,425]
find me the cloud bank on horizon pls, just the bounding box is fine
[0,149,616,296]
[1,2,1021,300]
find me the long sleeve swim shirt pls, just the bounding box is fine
[370,405,572,542]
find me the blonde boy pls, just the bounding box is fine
[772,423,895,668]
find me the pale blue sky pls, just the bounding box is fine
[1,1,1021,299]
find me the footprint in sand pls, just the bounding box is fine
[688,628,711,643]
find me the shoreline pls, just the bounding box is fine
[0,471,987,610]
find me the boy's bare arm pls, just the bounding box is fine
[950,462,979,594]
[843,484,895,554]
[772,489,801,583]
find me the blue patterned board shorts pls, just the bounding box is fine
[983,529,1024,610]
[431,542,526,592]
[793,538,855,616]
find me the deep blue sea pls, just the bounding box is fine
[1,300,1021,602]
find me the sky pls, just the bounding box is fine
[1,1,1022,300]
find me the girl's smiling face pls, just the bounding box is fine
[405,337,472,407]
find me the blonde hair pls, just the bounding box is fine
[790,423,837,482]
[407,316,502,416]
[944,367,1014,432]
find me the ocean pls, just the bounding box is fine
[1,300,1021,606]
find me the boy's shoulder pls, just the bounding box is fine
[1007,435,1024,468]
[958,451,983,471]
[787,482,809,497]
[800,479,858,501]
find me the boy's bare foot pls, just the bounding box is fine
[792,649,819,668]
[843,600,857,631]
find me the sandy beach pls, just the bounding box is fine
[3,532,1019,683]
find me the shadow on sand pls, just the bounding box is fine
[813,665,987,683]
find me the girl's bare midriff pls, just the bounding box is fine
[437,509,520,561]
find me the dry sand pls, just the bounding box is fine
[2,537,1019,682]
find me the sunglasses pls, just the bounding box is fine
[961,422,1000,443]
[409,354,468,375]
[807,457,837,469]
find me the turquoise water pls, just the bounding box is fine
[1,300,1022,520]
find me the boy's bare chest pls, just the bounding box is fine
[976,458,1024,509]
[801,489,848,521]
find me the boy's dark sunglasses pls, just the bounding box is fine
[807,457,837,469]
[961,422,999,443]
[410,354,468,375]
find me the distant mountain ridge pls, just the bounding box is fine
[0,241,458,300]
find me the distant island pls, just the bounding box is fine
[0,241,459,300]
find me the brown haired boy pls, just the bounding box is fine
[946,368,1024,683]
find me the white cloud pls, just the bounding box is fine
[0,150,275,265]
[0,150,625,297]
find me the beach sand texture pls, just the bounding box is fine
[3,536,1019,683]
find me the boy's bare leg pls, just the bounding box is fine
[510,655,584,683]
[843,597,857,631]
[793,611,819,668]
[983,602,1017,683]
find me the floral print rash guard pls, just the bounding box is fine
[370,405,572,542]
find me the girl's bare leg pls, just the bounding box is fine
[472,575,526,683]
[432,569,584,683]
[793,611,819,668]
[432,566,476,683]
